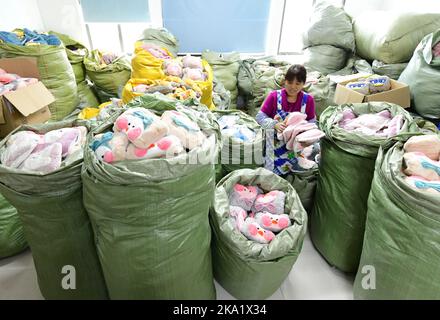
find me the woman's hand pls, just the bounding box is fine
[274,122,287,133]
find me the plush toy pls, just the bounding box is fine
[295,128,325,147]
[283,122,318,151]
[163,59,183,77]
[252,190,286,215]
[126,134,184,160]
[19,142,62,174]
[434,42,440,58]
[140,43,172,60]
[222,126,256,143]
[0,131,41,168]
[217,115,240,130]
[34,127,82,157]
[342,111,391,133]
[255,211,291,233]
[346,81,370,95]
[183,68,206,81]
[297,156,318,170]
[114,108,169,149]
[404,135,440,161]
[239,217,275,244]
[229,184,260,211]
[405,176,440,194]
[285,112,308,127]
[368,75,391,93]
[338,108,357,128]
[182,55,203,69]
[403,152,440,181]
[161,110,206,150]
[229,205,248,231]
[91,132,129,163]
[382,114,403,138]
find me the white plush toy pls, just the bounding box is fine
[255,211,291,233]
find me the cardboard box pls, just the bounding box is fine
[0,57,53,138]
[333,74,410,108]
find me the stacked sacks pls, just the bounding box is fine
[50,31,99,108]
[84,49,131,103]
[0,120,108,299]
[399,29,440,119]
[0,28,78,120]
[202,50,240,108]
[302,3,354,75]
[0,193,27,259]
[210,168,307,299]
[82,93,220,299]
[214,110,264,181]
[353,133,440,299]
[122,76,202,104]
[372,60,408,80]
[311,102,418,273]
[302,71,337,118]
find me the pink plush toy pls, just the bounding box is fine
[338,108,357,127]
[434,42,440,58]
[126,135,183,160]
[140,43,171,60]
[404,135,440,161]
[295,128,325,146]
[229,205,248,231]
[255,211,291,233]
[252,190,286,216]
[285,112,307,127]
[182,55,203,69]
[182,68,205,81]
[91,132,129,163]
[343,111,391,133]
[405,176,440,194]
[19,142,62,174]
[0,131,41,168]
[239,217,275,244]
[283,122,318,151]
[403,152,440,181]
[34,127,82,157]
[383,114,403,138]
[161,110,206,150]
[114,108,169,149]
[229,184,259,211]
[163,59,183,77]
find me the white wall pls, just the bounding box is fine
[0,0,44,31]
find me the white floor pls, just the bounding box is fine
[0,232,354,300]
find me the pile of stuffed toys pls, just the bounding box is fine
[91,107,207,163]
[402,135,440,194]
[163,54,208,82]
[0,68,38,96]
[217,115,256,143]
[0,127,87,174]
[338,108,404,138]
[228,184,292,244]
[345,75,392,95]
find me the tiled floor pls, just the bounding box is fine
[0,232,354,300]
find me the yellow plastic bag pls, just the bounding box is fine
[131,41,172,80]
[78,101,112,120]
[196,60,214,109]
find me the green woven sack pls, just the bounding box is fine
[0,120,108,299]
[139,27,179,57]
[0,192,27,258]
[303,45,348,75]
[372,60,408,80]
[311,102,418,273]
[210,168,307,299]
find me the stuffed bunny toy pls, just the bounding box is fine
[91,132,129,163]
[229,184,260,211]
[182,55,203,69]
[404,135,440,161]
[161,110,206,150]
[114,108,169,149]
[19,142,62,174]
[239,217,275,244]
[126,135,184,160]
[403,152,440,181]
[255,211,291,233]
[252,190,286,216]
[0,131,41,168]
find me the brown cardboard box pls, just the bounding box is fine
[333,74,410,108]
[0,57,53,138]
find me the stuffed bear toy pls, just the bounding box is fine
[404,135,440,161]
[229,184,260,211]
[252,190,286,216]
[114,108,169,149]
[161,110,206,150]
[126,135,183,160]
[403,152,440,181]
[368,75,391,94]
[0,131,41,168]
[163,59,183,77]
[239,217,275,244]
[19,142,62,174]
[255,211,291,233]
[91,132,129,164]
[405,176,440,194]
[182,55,203,69]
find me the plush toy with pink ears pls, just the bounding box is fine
[252,190,286,216]
[114,108,169,149]
[239,217,275,244]
[91,132,129,163]
[126,135,184,160]
[255,212,291,233]
[229,184,260,211]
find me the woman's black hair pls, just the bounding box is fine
[285,64,307,83]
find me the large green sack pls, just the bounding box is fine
[84,50,131,99]
[399,30,440,119]
[311,102,417,273]
[214,110,264,181]
[0,43,78,121]
[303,2,355,52]
[0,121,108,299]
[202,51,240,108]
[303,71,337,118]
[77,81,100,108]
[139,27,179,57]
[210,168,308,299]
[303,45,348,75]
[354,11,440,64]
[354,134,440,299]
[0,193,27,259]
[372,60,408,80]
[212,76,231,110]
[285,169,319,214]
[82,94,219,299]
